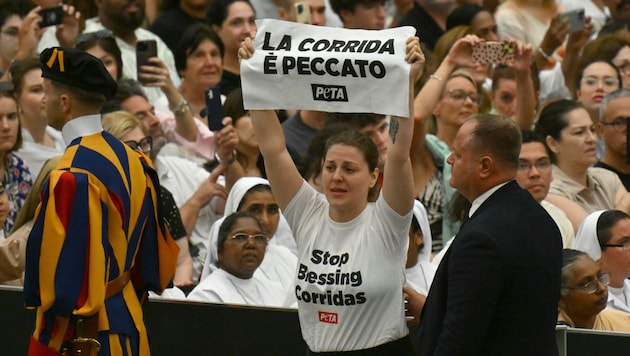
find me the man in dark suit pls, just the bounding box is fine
[414,114,562,355]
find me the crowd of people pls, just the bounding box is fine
[1,0,630,354]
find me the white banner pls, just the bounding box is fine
[241,19,415,117]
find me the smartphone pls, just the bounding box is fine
[472,42,515,64]
[294,2,311,24]
[205,86,225,131]
[559,8,586,33]
[39,6,64,28]
[136,40,157,84]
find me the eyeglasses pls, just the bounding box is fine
[447,89,480,105]
[601,117,629,132]
[76,29,114,46]
[229,233,269,245]
[562,272,611,294]
[517,158,552,172]
[604,240,630,250]
[124,136,152,154]
[581,76,619,88]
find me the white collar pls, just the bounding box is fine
[469,181,509,218]
[61,114,103,146]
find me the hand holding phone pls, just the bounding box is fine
[206,86,225,132]
[558,8,585,33]
[39,6,64,28]
[472,42,515,64]
[136,40,157,85]
[294,2,311,24]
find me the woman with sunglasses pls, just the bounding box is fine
[559,248,630,330]
[188,211,292,307]
[574,210,630,313]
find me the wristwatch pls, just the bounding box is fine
[214,150,237,165]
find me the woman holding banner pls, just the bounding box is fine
[239,32,423,353]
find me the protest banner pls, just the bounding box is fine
[241,19,415,117]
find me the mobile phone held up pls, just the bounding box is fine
[136,40,157,84]
[294,2,311,24]
[39,6,64,28]
[472,42,515,64]
[206,86,225,132]
[558,8,586,33]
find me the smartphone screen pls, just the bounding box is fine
[295,2,311,24]
[39,6,64,28]
[136,40,157,84]
[206,86,225,131]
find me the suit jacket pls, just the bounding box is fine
[415,181,562,356]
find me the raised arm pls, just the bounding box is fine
[382,37,424,216]
[410,36,482,194]
[511,41,536,130]
[238,36,304,210]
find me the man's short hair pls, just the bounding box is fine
[51,81,108,110]
[329,0,384,15]
[599,88,630,122]
[467,113,521,169]
[101,78,146,114]
[0,0,34,28]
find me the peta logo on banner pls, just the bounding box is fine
[311,84,348,102]
[318,311,338,324]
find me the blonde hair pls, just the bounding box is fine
[101,110,149,140]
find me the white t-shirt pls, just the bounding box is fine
[155,155,222,280]
[284,182,411,352]
[83,18,180,111]
[187,268,291,307]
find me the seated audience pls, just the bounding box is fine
[595,89,630,190]
[445,4,498,41]
[223,88,266,178]
[85,0,180,108]
[405,200,436,296]
[559,248,630,330]
[574,210,630,313]
[10,57,64,178]
[201,177,298,286]
[207,0,256,96]
[516,130,575,247]
[188,211,293,307]
[0,88,31,232]
[536,99,630,231]
[149,0,210,53]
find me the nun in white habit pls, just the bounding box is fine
[574,210,630,313]
[405,200,437,296]
[200,177,298,294]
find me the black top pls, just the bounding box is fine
[595,161,630,191]
[398,2,445,51]
[149,7,205,53]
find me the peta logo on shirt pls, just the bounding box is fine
[311,84,348,102]
[319,311,338,324]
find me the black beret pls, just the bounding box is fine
[40,47,118,99]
